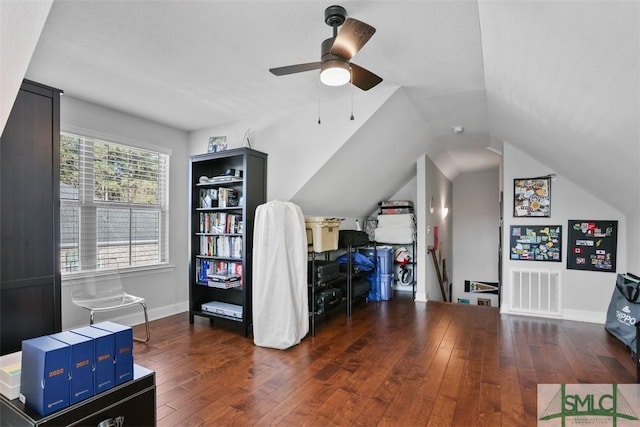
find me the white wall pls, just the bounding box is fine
[629,215,640,275]
[60,96,190,329]
[0,0,53,133]
[501,143,626,323]
[187,86,397,204]
[452,171,499,305]
[416,154,453,302]
[389,176,418,205]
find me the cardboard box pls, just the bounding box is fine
[20,336,70,416]
[92,322,134,385]
[50,331,94,404]
[71,326,115,394]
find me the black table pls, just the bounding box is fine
[1,364,155,426]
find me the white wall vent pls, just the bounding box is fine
[510,269,561,317]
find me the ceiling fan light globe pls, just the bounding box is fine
[320,61,350,86]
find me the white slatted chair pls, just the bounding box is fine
[71,262,150,343]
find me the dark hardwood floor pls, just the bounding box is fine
[131,292,636,426]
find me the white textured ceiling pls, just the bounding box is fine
[25,1,639,214]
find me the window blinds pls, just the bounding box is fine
[60,133,168,272]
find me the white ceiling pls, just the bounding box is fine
[25,0,639,214]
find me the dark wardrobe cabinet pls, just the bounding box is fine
[1,80,62,355]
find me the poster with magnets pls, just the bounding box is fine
[567,220,617,272]
[509,225,562,262]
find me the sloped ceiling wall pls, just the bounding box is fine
[3,1,638,268]
[290,88,431,218]
[479,1,640,215]
[0,0,52,133]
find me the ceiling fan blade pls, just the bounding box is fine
[350,63,383,91]
[330,18,376,60]
[269,62,321,76]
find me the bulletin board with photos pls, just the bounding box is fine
[513,177,551,217]
[566,220,618,272]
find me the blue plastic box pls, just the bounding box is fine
[358,246,394,274]
[49,331,94,404]
[380,273,394,301]
[71,326,115,393]
[20,336,70,416]
[92,322,133,385]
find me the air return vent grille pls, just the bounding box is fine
[510,269,561,317]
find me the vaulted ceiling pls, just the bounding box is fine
[19,1,640,216]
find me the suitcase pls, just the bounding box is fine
[338,230,370,248]
[313,287,343,315]
[352,277,371,300]
[308,260,340,284]
[338,276,370,301]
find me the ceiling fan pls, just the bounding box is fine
[269,5,382,91]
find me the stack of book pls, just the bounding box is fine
[207,273,241,289]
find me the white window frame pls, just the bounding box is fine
[60,125,172,276]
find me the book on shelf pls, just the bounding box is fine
[208,175,242,184]
[218,188,239,208]
[199,188,218,208]
[200,236,242,258]
[198,212,243,234]
[197,259,244,286]
[207,273,241,289]
[207,273,241,283]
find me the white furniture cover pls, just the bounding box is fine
[252,200,309,349]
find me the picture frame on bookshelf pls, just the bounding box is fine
[208,136,227,153]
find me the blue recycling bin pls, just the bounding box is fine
[359,246,394,301]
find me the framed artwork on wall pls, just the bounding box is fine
[566,220,618,272]
[513,177,551,217]
[509,225,562,262]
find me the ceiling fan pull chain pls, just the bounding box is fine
[350,68,355,121]
[317,78,322,125]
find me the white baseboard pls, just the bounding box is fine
[65,300,189,330]
[561,309,606,324]
[500,303,605,324]
[414,291,428,302]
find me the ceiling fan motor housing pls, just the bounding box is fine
[321,37,348,66]
[324,5,347,28]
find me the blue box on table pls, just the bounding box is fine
[70,326,115,394]
[20,336,70,416]
[92,322,134,385]
[50,331,94,404]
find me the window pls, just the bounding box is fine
[60,132,169,272]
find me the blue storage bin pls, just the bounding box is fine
[358,246,393,274]
[367,272,381,302]
[380,273,394,301]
